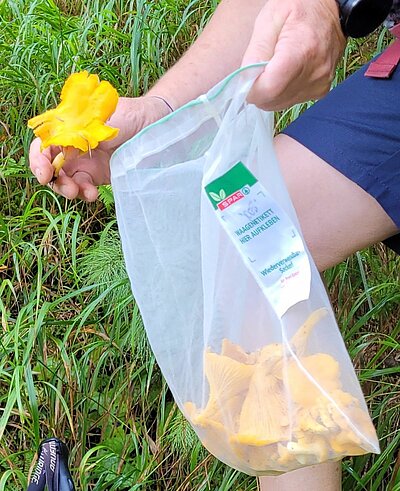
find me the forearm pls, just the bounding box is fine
[147,0,267,109]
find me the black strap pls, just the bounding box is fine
[27,448,46,491]
[27,439,75,491]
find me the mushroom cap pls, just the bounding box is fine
[28,71,119,152]
[221,338,257,365]
[189,352,255,430]
[234,363,290,446]
[287,353,341,407]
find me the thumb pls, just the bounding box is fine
[241,4,285,67]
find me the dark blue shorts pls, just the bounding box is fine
[282,54,400,254]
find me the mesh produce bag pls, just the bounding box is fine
[110,65,380,476]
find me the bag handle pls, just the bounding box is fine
[210,63,267,126]
[202,63,268,182]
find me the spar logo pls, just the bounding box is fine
[209,187,249,210]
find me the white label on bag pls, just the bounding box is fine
[205,162,311,317]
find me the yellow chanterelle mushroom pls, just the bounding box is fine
[28,71,119,177]
[184,308,378,474]
[187,352,254,429]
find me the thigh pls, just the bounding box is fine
[274,134,398,271]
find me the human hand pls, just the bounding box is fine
[29,96,171,201]
[242,0,346,110]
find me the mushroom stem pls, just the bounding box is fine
[52,146,79,178]
[290,308,328,356]
[52,152,65,177]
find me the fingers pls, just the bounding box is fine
[246,45,332,110]
[241,2,286,68]
[247,50,304,111]
[72,171,99,202]
[50,172,80,200]
[241,0,346,111]
[29,137,105,202]
[242,3,305,110]
[51,170,98,202]
[29,138,56,185]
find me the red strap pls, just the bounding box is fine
[365,24,400,79]
[391,23,400,38]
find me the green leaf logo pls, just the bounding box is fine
[209,190,226,203]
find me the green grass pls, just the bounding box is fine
[0,1,399,490]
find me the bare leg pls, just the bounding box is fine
[259,462,342,491]
[275,134,398,272]
[258,134,397,490]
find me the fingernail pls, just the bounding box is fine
[83,189,94,201]
[59,184,69,197]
